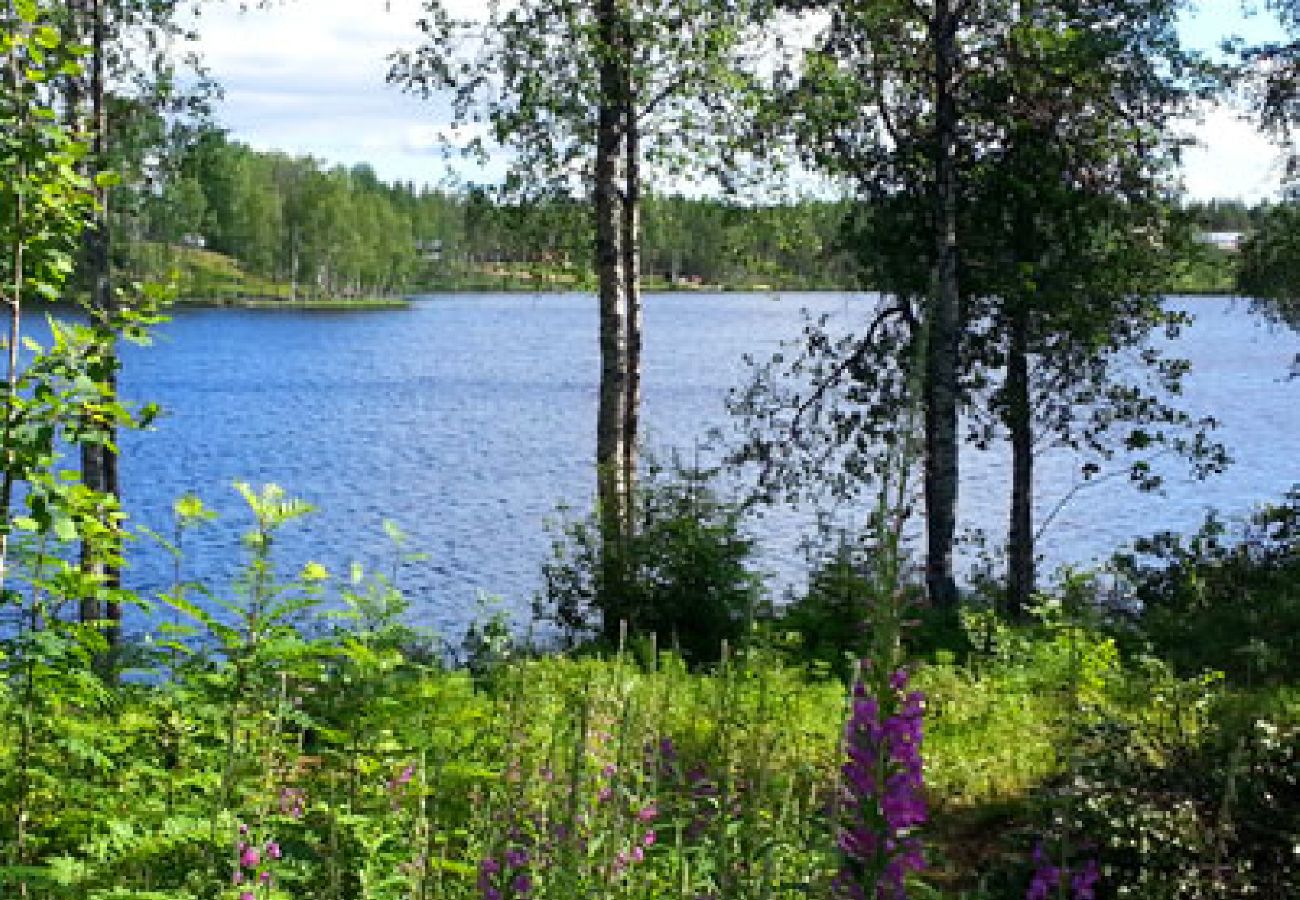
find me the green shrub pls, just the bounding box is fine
[536,463,760,666]
[1112,490,1300,684]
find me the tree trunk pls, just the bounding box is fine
[621,90,642,536]
[594,0,628,639]
[924,0,961,610]
[79,0,122,656]
[1006,308,1034,618]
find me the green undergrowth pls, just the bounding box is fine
[1,488,1296,898]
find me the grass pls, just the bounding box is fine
[2,486,1296,899]
[126,243,411,309]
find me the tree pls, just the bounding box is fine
[960,0,1224,615]
[740,0,1222,614]
[771,0,1013,608]
[1238,200,1300,349]
[392,0,770,637]
[55,0,215,650]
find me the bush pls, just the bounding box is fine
[1062,714,1300,899]
[1111,490,1300,684]
[536,462,761,665]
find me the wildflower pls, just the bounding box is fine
[265,840,282,860]
[643,830,656,847]
[505,847,529,868]
[478,855,502,897]
[1026,844,1100,900]
[637,804,657,822]
[240,893,254,900]
[835,665,927,899]
[240,846,260,869]
[280,787,306,818]
[1072,859,1100,900]
[512,874,533,895]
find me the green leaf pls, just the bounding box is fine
[52,516,78,542]
[301,561,330,582]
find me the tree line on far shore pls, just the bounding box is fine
[118,134,858,297]
[117,135,1267,301]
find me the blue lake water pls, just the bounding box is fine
[95,292,1299,640]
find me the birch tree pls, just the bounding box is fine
[741,0,1222,614]
[392,0,769,636]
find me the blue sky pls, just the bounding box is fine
[191,0,1290,201]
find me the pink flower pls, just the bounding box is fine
[240,846,260,868]
[265,841,282,860]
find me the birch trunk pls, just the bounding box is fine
[621,95,642,535]
[924,0,961,610]
[79,0,122,653]
[594,0,628,637]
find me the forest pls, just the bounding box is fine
[2,0,1299,899]
[119,137,1251,300]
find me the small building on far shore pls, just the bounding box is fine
[1198,231,1244,253]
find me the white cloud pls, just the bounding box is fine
[186,0,1290,200]
[1180,105,1286,202]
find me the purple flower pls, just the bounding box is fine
[835,662,927,899]
[265,840,281,860]
[1026,844,1100,900]
[643,830,656,847]
[505,847,529,868]
[239,893,254,900]
[638,804,657,822]
[512,874,533,895]
[240,846,260,869]
[1072,859,1100,900]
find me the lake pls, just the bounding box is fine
[104,291,1298,641]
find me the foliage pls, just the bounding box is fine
[1110,490,1300,684]
[1057,712,1299,899]
[536,463,760,665]
[0,472,1294,898]
[1237,201,1300,333]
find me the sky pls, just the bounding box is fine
[187,0,1292,202]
